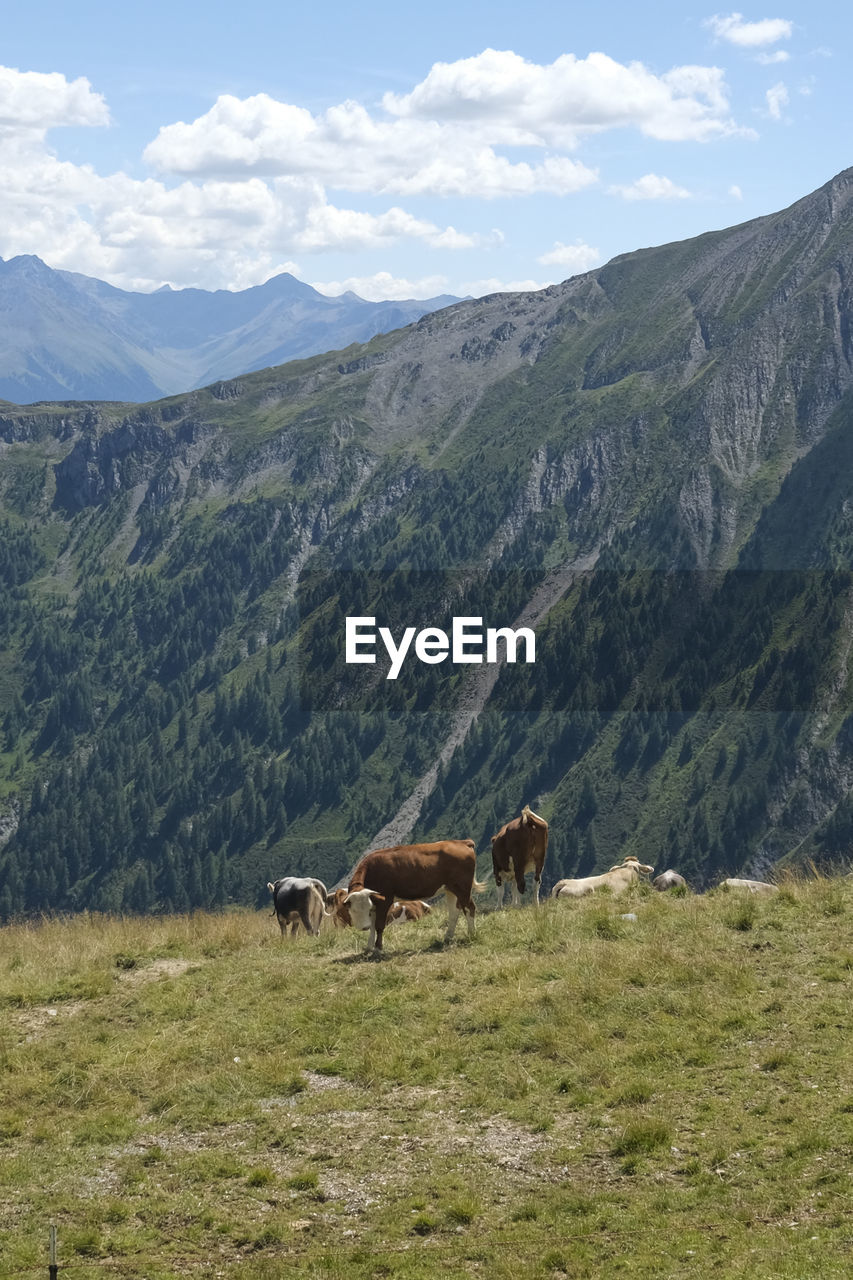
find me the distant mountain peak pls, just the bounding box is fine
[0,259,463,404]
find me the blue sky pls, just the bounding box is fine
[1,2,848,298]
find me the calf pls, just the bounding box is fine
[325,887,353,927]
[385,899,432,926]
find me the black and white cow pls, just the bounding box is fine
[267,877,329,937]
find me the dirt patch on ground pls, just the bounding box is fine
[8,957,199,1042]
[117,956,196,986]
[12,1000,89,1041]
[246,1074,571,1220]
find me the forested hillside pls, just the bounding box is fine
[2,167,853,917]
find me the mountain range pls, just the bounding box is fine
[0,255,461,404]
[1,167,853,917]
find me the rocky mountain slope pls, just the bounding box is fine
[1,167,853,916]
[0,255,460,403]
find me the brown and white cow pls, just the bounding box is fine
[386,899,433,926]
[345,839,484,952]
[551,855,654,899]
[491,804,549,907]
[325,887,353,927]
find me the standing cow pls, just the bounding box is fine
[267,877,329,937]
[491,804,549,907]
[345,839,484,952]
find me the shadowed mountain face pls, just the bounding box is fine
[0,256,462,403]
[1,168,853,917]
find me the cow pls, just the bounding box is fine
[345,839,485,952]
[325,887,353,927]
[721,877,778,894]
[653,870,689,891]
[267,877,330,937]
[491,804,549,907]
[551,855,655,899]
[386,900,433,926]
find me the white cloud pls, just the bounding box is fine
[310,271,451,301]
[610,173,691,201]
[384,49,745,145]
[144,90,599,199]
[756,50,790,65]
[145,49,748,202]
[0,66,109,130]
[537,240,601,272]
[460,276,555,297]
[0,49,757,294]
[0,100,484,291]
[706,13,793,48]
[291,199,475,253]
[765,82,789,119]
[729,184,743,199]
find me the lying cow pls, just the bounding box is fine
[551,855,654,899]
[267,877,330,937]
[345,839,484,952]
[721,877,778,894]
[653,870,689,891]
[325,887,352,927]
[491,804,549,907]
[386,900,432,926]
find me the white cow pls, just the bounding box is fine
[721,877,778,894]
[551,856,654,899]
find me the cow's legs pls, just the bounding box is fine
[299,903,318,936]
[444,889,460,942]
[446,887,476,940]
[495,875,506,910]
[510,878,522,907]
[372,899,390,952]
[533,875,541,906]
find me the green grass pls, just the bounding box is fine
[1,880,852,1277]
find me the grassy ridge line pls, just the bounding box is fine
[1,880,852,1278]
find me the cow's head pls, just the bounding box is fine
[344,888,386,931]
[612,856,654,876]
[324,887,351,926]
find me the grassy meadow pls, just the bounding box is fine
[1,877,852,1278]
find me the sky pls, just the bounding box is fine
[0,2,849,300]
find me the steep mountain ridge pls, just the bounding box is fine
[2,168,853,916]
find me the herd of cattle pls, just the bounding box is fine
[268,803,780,952]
